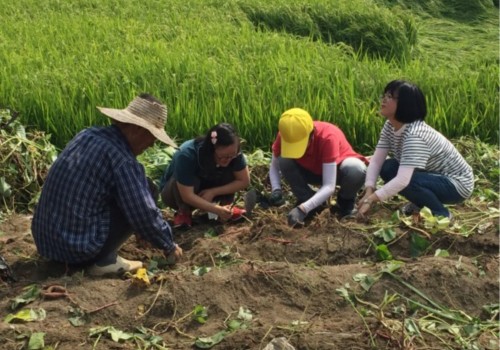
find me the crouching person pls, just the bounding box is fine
[268,108,368,226]
[31,94,183,276]
[159,123,250,228]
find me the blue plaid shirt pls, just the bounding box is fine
[31,125,176,264]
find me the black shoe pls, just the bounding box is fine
[332,197,355,218]
[331,204,356,218]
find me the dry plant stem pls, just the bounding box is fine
[171,325,196,339]
[41,284,117,314]
[406,225,431,239]
[387,230,410,246]
[263,237,294,244]
[209,253,217,269]
[259,325,274,348]
[87,301,119,314]
[136,279,164,320]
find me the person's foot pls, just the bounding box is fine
[400,202,421,216]
[333,197,356,218]
[173,210,192,228]
[330,204,356,218]
[88,255,143,276]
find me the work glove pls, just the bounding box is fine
[287,207,306,227]
[269,189,285,206]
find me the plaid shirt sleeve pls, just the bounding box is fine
[114,160,176,253]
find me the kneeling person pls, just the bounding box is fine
[31,94,183,276]
[160,123,250,228]
[269,108,368,226]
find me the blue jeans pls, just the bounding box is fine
[278,157,366,211]
[380,158,465,217]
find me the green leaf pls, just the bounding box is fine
[193,266,211,276]
[420,207,434,220]
[373,228,396,242]
[89,326,110,337]
[227,319,242,331]
[482,303,499,316]
[4,308,46,323]
[108,328,133,342]
[410,232,430,258]
[15,123,26,139]
[194,330,228,348]
[11,284,41,310]
[381,260,404,273]
[375,244,393,261]
[353,273,377,292]
[404,319,420,336]
[435,216,451,230]
[68,307,89,327]
[192,305,208,324]
[204,228,218,238]
[335,284,354,302]
[28,332,45,350]
[0,177,12,197]
[434,249,449,257]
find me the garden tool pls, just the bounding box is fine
[244,188,258,217]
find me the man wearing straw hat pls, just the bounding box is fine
[32,93,183,276]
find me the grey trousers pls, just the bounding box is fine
[278,157,366,207]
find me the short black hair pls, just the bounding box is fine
[384,80,427,123]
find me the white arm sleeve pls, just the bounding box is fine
[375,166,414,201]
[365,148,389,189]
[301,162,337,214]
[269,154,281,191]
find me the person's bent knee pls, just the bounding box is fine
[380,158,399,182]
[278,157,298,173]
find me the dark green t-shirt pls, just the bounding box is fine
[160,139,246,190]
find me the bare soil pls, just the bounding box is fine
[0,200,498,350]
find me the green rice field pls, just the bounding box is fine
[0,0,497,152]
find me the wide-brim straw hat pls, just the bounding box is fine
[98,96,177,148]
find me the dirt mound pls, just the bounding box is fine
[0,202,498,350]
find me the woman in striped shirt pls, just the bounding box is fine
[357,80,474,219]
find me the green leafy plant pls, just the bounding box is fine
[11,284,41,310]
[89,326,168,350]
[192,305,208,324]
[193,266,211,276]
[4,308,46,323]
[420,207,451,233]
[194,306,253,349]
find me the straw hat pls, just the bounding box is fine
[279,108,313,159]
[98,95,177,147]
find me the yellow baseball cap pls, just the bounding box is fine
[279,108,314,159]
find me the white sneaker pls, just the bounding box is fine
[88,255,143,276]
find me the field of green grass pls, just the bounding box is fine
[0,0,497,152]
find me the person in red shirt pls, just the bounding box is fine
[268,108,368,226]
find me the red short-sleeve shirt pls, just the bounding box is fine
[272,121,368,175]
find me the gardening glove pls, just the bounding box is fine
[287,206,306,227]
[269,189,285,206]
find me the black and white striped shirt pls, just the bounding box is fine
[377,120,474,198]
